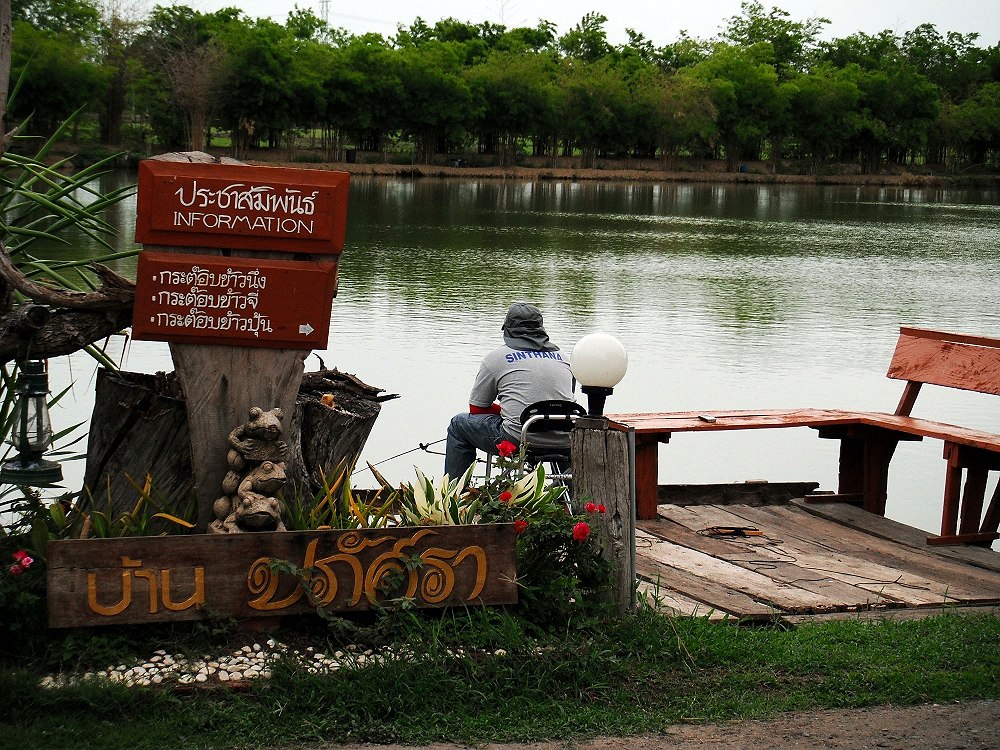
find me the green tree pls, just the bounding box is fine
[789,63,861,170]
[849,62,940,171]
[12,0,99,41]
[326,34,403,155]
[397,40,475,163]
[97,0,144,146]
[559,11,610,62]
[135,5,242,150]
[942,81,1000,168]
[689,43,783,169]
[9,21,109,135]
[557,58,629,166]
[493,21,556,54]
[720,1,829,77]
[217,17,326,155]
[656,69,717,167]
[465,50,558,164]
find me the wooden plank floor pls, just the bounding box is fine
[636,498,1000,625]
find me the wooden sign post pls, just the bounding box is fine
[132,152,350,529]
[47,525,518,627]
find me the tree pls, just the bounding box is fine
[848,62,940,171]
[396,40,475,163]
[98,0,145,146]
[465,50,558,164]
[558,11,610,62]
[658,69,717,167]
[942,81,1000,168]
[135,5,243,150]
[557,58,629,166]
[324,34,403,155]
[9,21,109,135]
[689,43,783,169]
[789,63,861,170]
[721,1,828,78]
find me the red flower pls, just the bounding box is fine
[12,550,28,562]
[8,564,23,577]
[597,504,607,514]
[514,519,528,534]
[572,522,590,542]
[496,440,517,458]
[499,491,513,503]
[584,502,597,513]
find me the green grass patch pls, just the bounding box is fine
[3,610,999,749]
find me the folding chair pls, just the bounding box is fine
[518,399,587,485]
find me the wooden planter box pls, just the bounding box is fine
[47,524,517,628]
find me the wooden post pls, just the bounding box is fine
[571,417,636,617]
[170,344,306,529]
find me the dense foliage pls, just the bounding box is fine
[8,2,1000,170]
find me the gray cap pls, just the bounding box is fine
[501,302,559,352]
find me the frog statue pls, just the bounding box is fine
[209,406,289,534]
[211,460,287,533]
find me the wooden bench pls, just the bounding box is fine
[609,326,1000,546]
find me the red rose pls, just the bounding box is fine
[8,564,23,577]
[496,440,518,458]
[12,550,28,562]
[499,491,513,503]
[572,522,590,542]
[514,519,528,534]
[19,555,33,569]
[584,502,597,513]
[597,504,607,514]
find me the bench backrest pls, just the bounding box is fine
[887,326,1000,415]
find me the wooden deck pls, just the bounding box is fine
[635,496,1000,625]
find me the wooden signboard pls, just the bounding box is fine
[131,251,337,349]
[135,160,349,254]
[47,525,518,628]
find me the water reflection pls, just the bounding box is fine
[28,173,1000,537]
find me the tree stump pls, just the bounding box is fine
[82,367,396,530]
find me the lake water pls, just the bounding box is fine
[35,173,1000,538]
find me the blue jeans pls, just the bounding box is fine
[444,413,517,480]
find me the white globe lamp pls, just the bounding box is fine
[571,332,628,417]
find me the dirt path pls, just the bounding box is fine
[306,701,999,750]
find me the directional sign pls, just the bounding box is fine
[131,251,337,349]
[135,160,349,254]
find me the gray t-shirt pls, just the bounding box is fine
[469,345,575,442]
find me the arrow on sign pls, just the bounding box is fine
[299,323,315,335]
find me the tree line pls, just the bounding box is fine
[9,0,1000,173]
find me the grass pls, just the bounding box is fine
[2,608,999,749]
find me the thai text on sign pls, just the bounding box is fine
[46,526,518,627]
[135,161,349,254]
[131,252,337,349]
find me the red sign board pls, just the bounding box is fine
[132,251,337,349]
[135,161,349,254]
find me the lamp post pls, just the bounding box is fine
[570,332,628,417]
[0,360,63,487]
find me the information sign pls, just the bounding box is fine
[135,160,349,254]
[131,251,337,349]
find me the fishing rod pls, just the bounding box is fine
[351,437,493,476]
[351,437,447,476]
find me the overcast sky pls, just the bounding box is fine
[185,0,1000,48]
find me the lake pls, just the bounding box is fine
[37,173,1000,538]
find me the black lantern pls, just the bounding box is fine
[0,360,62,486]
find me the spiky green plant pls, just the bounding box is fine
[0,111,138,531]
[396,465,478,526]
[283,460,399,530]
